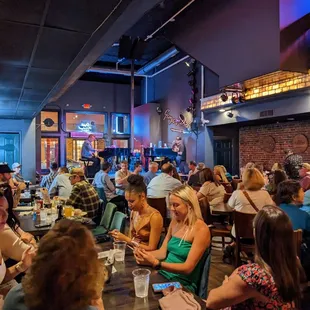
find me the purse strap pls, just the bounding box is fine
[242,190,260,212]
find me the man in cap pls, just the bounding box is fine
[66,168,100,219]
[299,163,310,191]
[0,163,14,184]
[12,162,25,184]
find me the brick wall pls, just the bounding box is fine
[239,120,310,170]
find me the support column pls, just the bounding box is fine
[204,126,214,168]
[130,59,135,149]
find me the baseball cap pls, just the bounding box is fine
[12,163,21,170]
[69,168,85,178]
[0,163,14,174]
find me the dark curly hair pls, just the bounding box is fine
[22,220,107,310]
[125,174,146,195]
[275,180,301,205]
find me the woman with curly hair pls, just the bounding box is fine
[3,220,107,310]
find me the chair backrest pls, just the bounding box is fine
[198,197,209,223]
[198,247,212,299]
[223,192,232,203]
[294,229,303,257]
[147,197,167,225]
[231,179,242,191]
[234,211,255,239]
[100,202,117,230]
[220,182,233,193]
[95,187,107,204]
[110,211,127,233]
[94,199,105,226]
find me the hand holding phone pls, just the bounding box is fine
[152,282,182,293]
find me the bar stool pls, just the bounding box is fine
[80,158,91,177]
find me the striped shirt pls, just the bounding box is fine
[40,171,58,190]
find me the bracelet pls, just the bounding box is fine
[15,262,26,273]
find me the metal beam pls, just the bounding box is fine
[35,0,164,116]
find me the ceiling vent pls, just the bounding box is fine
[259,110,274,117]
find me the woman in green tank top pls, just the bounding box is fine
[134,185,211,293]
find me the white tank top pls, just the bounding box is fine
[0,257,6,285]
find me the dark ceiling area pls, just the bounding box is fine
[0,0,163,119]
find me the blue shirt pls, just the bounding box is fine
[81,139,95,158]
[144,171,157,186]
[279,203,310,231]
[92,170,116,200]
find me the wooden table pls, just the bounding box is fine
[19,215,52,237]
[210,202,233,215]
[100,243,206,310]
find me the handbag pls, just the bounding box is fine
[159,289,201,310]
[242,191,260,212]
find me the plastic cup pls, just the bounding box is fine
[113,241,126,262]
[64,206,74,217]
[40,209,47,222]
[132,268,151,298]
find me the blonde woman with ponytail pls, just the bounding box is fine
[134,185,210,293]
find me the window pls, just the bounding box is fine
[41,138,59,170]
[41,111,59,132]
[66,138,99,162]
[111,113,130,135]
[65,113,107,134]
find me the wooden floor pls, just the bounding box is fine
[208,247,234,292]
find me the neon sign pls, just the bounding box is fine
[78,122,93,132]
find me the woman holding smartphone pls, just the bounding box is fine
[134,185,210,293]
[110,175,163,251]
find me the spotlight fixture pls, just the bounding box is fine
[219,108,225,112]
[189,98,197,104]
[191,88,198,94]
[239,92,246,103]
[185,61,191,67]
[187,69,197,77]
[188,79,196,87]
[220,92,228,102]
[231,92,239,104]
[227,112,234,118]
[156,106,162,115]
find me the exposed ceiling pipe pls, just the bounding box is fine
[136,47,179,75]
[87,67,147,77]
[146,0,196,41]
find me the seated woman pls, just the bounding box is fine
[265,169,287,196]
[134,185,211,293]
[276,180,310,231]
[206,205,302,309]
[110,175,163,250]
[3,220,106,310]
[228,168,273,213]
[197,168,226,204]
[0,203,34,298]
[213,165,229,183]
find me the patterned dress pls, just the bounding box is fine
[231,263,295,309]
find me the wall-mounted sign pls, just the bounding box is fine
[78,121,94,132]
[260,135,276,153]
[163,109,194,132]
[292,134,308,153]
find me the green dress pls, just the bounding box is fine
[159,236,203,293]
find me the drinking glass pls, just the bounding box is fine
[40,209,47,222]
[64,206,73,217]
[113,241,126,262]
[132,268,151,298]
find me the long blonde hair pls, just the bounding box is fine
[214,165,228,183]
[168,185,202,228]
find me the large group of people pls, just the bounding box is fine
[1,145,310,309]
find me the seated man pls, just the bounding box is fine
[66,168,100,219]
[188,161,198,178]
[12,163,25,184]
[93,162,127,211]
[40,162,58,190]
[144,162,158,186]
[49,167,72,199]
[81,134,100,177]
[133,162,143,175]
[115,160,131,195]
[147,163,182,198]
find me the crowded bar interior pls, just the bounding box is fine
[0,0,310,309]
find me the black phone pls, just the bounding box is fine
[34,223,51,228]
[152,282,182,293]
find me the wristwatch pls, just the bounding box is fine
[153,260,162,270]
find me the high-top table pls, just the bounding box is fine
[99,243,206,310]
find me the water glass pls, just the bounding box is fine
[132,268,151,298]
[113,241,126,262]
[40,209,47,222]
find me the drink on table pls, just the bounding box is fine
[64,206,74,217]
[40,208,47,222]
[132,268,151,298]
[113,241,126,262]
